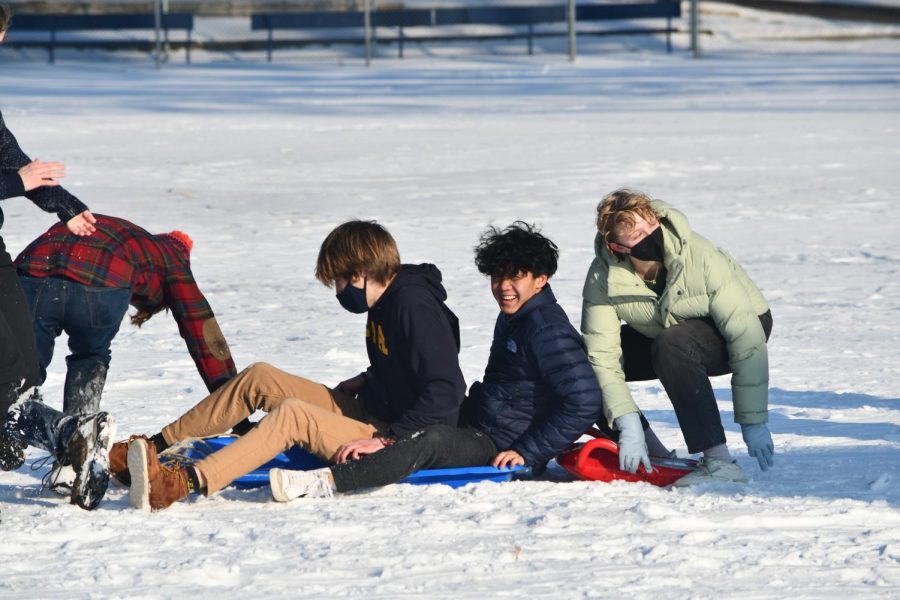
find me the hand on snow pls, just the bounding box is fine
[18,158,64,191]
[492,449,525,470]
[335,437,387,463]
[67,210,97,236]
[614,412,652,474]
[741,423,774,471]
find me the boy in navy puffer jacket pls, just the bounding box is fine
[269,222,605,500]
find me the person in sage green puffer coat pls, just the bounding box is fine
[581,188,773,486]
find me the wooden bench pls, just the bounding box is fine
[8,13,195,64]
[251,2,681,62]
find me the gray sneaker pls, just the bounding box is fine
[269,468,334,502]
[671,457,748,487]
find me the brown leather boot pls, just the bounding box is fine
[127,438,193,511]
[109,435,149,486]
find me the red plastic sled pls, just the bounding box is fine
[557,432,698,487]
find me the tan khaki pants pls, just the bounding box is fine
[160,362,384,494]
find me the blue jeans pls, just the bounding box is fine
[19,276,131,416]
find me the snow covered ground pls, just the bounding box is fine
[1,5,899,598]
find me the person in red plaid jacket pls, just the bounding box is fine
[16,214,237,411]
[11,214,237,494]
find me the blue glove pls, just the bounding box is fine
[614,412,652,474]
[741,423,774,471]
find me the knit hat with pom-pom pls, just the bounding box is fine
[157,230,193,262]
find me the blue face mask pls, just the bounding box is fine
[336,278,368,313]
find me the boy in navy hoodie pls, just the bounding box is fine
[120,220,467,510]
[268,222,604,501]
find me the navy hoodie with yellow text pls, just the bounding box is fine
[359,264,466,438]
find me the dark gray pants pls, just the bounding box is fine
[0,259,40,417]
[620,311,773,454]
[331,424,498,493]
[1,257,75,457]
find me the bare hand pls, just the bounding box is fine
[492,449,525,470]
[66,210,97,236]
[335,373,366,397]
[18,159,65,191]
[335,437,386,464]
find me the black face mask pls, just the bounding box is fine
[336,279,368,313]
[626,226,665,262]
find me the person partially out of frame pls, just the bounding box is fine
[1,3,113,511]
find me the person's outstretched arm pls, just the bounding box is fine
[0,110,94,234]
[163,270,238,393]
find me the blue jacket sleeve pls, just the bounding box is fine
[511,325,604,466]
[0,111,88,219]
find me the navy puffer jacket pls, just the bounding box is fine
[466,285,603,467]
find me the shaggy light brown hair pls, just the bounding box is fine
[315,220,401,286]
[0,5,11,33]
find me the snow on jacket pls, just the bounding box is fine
[466,284,603,468]
[360,263,467,438]
[0,109,89,263]
[15,215,236,392]
[581,200,770,427]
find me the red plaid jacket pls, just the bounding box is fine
[15,214,236,392]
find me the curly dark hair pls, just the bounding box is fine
[474,221,559,279]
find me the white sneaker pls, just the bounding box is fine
[269,468,334,502]
[671,457,748,487]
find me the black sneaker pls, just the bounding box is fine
[66,412,116,510]
[0,429,26,471]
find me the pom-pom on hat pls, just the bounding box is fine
[158,230,193,262]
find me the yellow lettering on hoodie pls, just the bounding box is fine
[366,320,389,356]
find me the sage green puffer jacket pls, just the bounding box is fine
[581,200,770,427]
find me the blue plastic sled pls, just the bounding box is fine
[179,436,528,489]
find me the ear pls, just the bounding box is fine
[534,274,549,291]
[607,241,628,255]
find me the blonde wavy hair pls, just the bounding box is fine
[596,188,660,247]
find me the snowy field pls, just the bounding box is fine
[1,4,899,598]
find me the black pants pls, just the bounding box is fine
[330,424,498,493]
[0,258,41,417]
[619,311,773,454]
[0,255,74,455]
